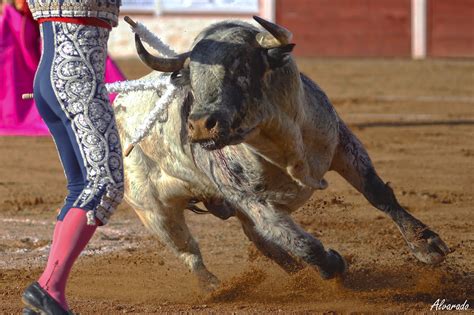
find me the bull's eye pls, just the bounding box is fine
[171,70,182,80]
[171,69,190,86]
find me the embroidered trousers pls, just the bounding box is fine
[34,21,124,224]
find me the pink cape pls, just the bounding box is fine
[0,5,125,136]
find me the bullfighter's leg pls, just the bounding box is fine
[330,122,450,264]
[133,206,220,291]
[239,203,346,279]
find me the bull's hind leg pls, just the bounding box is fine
[238,204,346,279]
[133,206,220,291]
[330,122,450,264]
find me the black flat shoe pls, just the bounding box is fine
[22,308,39,315]
[22,282,72,315]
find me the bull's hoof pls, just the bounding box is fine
[319,249,347,280]
[197,271,221,292]
[404,227,450,265]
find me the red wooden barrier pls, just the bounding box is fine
[427,0,474,57]
[276,0,412,57]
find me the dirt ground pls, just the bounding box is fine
[0,59,473,314]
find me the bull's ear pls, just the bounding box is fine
[266,43,295,69]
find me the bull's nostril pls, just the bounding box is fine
[205,116,218,130]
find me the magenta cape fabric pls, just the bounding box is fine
[0,5,125,136]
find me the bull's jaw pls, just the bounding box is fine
[197,139,226,151]
[194,126,259,151]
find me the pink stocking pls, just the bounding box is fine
[37,208,97,310]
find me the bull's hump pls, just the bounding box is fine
[192,21,257,47]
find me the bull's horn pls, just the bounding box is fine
[253,16,293,48]
[135,34,190,72]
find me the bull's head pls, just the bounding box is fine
[135,16,295,150]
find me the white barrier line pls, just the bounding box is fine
[376,95,474,103]
[0,218,51,225]
[332,95,474,104]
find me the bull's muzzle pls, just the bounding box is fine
[187,112,228,142]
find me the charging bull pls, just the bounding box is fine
[114,17,450,290]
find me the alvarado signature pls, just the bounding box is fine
[431,299,470,311]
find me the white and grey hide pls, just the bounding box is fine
[113,18,450,291]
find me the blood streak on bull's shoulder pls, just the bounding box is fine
[213,149,243,187]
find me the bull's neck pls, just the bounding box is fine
[268,66,307,125]
[243,70,321,188]
[253,65,308,146]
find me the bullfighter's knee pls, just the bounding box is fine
[94,182,125,225]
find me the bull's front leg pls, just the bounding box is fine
[124,154,220,291]
[330,122,450,264]
[238,201,346,279]
[238,212,305,273]
[134,206,220,291]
